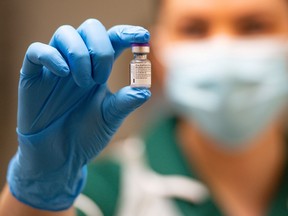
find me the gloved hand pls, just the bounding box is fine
[7,19,151,211]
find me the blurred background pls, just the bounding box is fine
[0,0,158,188]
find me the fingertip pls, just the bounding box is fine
[70,63,95,87]
[131,87,152,100]
[133,29,150,43]
[144,32,150,41]
[118,86,151,107]
[51,54,70,77]
[58,65,70,77]
[45,51,70,77]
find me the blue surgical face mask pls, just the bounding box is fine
[161,38,288,149]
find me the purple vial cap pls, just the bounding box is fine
[131,43,150,47]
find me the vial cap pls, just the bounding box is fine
[131,43,150,53]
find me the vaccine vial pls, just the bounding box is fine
[130,43,151,88]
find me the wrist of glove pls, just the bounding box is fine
[7,122,87,211]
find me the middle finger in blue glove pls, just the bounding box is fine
[77,19,115,85]
[49,25,94,88]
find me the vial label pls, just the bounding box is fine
[130,62,151,87]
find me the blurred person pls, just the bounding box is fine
[1,0,288,216]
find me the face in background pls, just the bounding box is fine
[151,0,288,88]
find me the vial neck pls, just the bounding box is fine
[134,54,147,60]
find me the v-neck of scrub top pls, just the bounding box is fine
[143,116,288,216]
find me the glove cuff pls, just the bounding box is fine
[7,127,88,211]
[7,156,87,211]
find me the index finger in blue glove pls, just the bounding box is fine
[50,25,94,88]
[21,42,70,77]
[108,25,150,59]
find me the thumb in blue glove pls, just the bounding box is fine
[7,19,151,211]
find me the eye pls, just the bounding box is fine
[236,17,273,36]
[177,19,210,39]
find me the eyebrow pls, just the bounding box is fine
[233,10,278,20]
[170,7,280,28]
[232,13,278,28]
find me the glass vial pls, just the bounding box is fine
[130,43,151,88]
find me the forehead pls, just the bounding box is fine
[161,0,286,15]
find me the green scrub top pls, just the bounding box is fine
[77,117,288,216]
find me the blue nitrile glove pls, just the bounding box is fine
[7,19,151,211]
